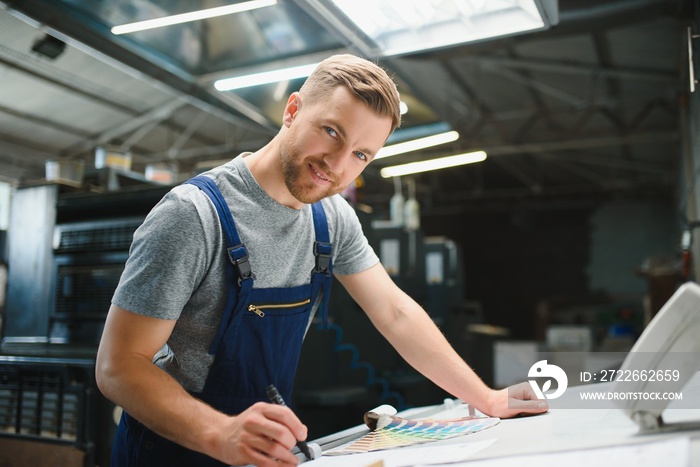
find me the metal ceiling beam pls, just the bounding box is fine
[167,111,209,160]
[0,42,227,149]
[490,157,542,193]
[566,106,600,138]
[551,152,674,175]
[0,44,139,115]
[537,154,614,185]
[467,102,629,124]
[490,66,589,108]
[592,30,627,135]
[62,99,187,158]
[212,91,281,131]
[463,56,678,84]
[505,48,564,136]
[119,119,163,153]
[143,138,272,164]
[440,60,511,139]
[628,99,677,130]
[0,103,91,138]
[2,0,277,133]
[480,131,679,156]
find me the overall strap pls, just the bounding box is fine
[310,201,333,328]
[184,175,255,354]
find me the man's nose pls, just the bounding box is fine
[323,148,351,173]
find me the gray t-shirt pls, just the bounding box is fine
[112,154,379,391]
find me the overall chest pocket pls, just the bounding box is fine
[225,296,313,397]
[245,298,312,318]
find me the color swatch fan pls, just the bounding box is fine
[325,404,499,455]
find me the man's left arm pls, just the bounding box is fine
[335,263,548,418]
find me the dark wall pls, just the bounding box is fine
[423,205,594,339]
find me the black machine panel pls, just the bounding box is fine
[50,218,145,345]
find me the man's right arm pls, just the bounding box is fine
[96,304,305,466]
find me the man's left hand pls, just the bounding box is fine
[483,381,549,418]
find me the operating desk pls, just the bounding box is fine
[303,371,700,467]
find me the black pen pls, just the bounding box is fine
[265,384,314,461]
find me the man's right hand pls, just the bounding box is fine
[215,402,308,467]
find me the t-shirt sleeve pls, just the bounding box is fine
[329,197,379,276]
[111,185,216,319]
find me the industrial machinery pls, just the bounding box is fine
[1,177,168,466]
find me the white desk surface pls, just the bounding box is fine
[306,371,700,467]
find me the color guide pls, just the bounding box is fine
[325,415,500,455]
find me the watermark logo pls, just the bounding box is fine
[528,360,568,400]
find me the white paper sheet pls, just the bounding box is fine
[305,439,497,467]
[449,436,691,467]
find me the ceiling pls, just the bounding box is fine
[0,0,696,218]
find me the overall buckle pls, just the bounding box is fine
[227,244,255,286]
[313,241,332,276]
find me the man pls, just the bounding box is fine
[96,54,547,467]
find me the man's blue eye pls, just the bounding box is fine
[325,127,337,137]
[355,151,367,161]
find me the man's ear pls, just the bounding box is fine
[283,92,301,127]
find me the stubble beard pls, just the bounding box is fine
[280,141,339,205]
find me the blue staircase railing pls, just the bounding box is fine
[319,322,406,410]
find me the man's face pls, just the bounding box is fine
[279,86,393,205]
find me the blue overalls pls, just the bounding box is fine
[111,175,333,466]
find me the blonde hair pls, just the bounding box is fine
[300,54,402,134]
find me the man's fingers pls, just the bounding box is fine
[509,381,539,399]
[236,419,300,466]
[500,383,549,417]
[256,402,308,443]
[509,396,549,414]
[236,402,308,463]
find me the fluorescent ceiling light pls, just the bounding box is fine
[380,151,487,178]
[214,63,320,91]
[375,130,459,160]
[329,0,557,56]
[111,0,277,35]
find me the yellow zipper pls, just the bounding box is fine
[247,298,311,318]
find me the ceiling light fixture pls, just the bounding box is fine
[380,151,486,178]
[214,62,320,91]
[375,130,459,160]
[111,0,277,35]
